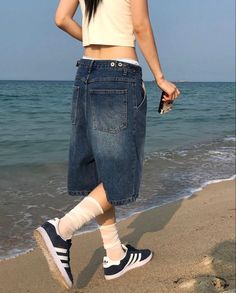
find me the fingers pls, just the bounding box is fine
[162,86,181,102]
[171,86,180,100]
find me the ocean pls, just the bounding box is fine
[0,80,235,260]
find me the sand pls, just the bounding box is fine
[0,179,235,293]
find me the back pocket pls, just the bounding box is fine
[136,80,147,111]
[71,86,80,125]
[89,88,128,134]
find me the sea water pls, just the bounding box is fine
[0,80,235,260]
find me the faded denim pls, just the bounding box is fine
[67,58,147,206]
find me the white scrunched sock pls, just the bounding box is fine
[99,223,126,261]
[58,196,104,241]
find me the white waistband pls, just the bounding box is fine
[82,55,140,66]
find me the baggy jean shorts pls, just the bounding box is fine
[67,58,147,206]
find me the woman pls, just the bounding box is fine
[33,0,180,289]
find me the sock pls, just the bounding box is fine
[58,196,104,241]
[98,223,126,261]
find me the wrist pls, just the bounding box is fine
[154,73,165,84]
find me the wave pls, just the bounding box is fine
[224,136,236,142]
[1,174,235,262]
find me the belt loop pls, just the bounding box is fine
[88,59,95,74]
[122,65,128,76]
[85,59,95,83]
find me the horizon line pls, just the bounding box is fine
[0,79,235,83]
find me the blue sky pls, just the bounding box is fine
[0,0,235,81]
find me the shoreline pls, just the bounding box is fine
[0,174,235,262]
[0,178,235,292]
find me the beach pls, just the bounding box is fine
[0,81,235,261]
[0,0,235,291]
[0,178,235,293]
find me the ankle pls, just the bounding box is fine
[106,244,126,261]
[58,218,72,241]
[107,249,126,261]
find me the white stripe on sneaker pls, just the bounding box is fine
[126,253,134,267]
[33,226,73,288]
[58,255,68,261]
[55,247,68,254]
[130,253,137,265]
[62,263,69,268]
[137,253,142,262]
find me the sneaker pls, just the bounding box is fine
[33,217,73,289]
[103,243,153,280]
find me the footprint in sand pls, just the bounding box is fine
[174,275,229,292]
[200,255,215,266]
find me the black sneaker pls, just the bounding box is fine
[103,243,153,280]
[33,217,73,289]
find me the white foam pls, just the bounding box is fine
[182,174,236,199]
[224,136,236,142]
[0,248,34,262]
[1,174,235,262]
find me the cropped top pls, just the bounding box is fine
[79,0,136,47]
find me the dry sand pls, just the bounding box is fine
[0,179,235,293]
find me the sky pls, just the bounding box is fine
[0,0,235,81]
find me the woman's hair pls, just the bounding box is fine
[84,0,103,24]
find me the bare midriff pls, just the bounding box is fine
[83,44,138,61]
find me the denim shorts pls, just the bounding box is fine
[67,58,147,206]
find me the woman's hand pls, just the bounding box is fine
[156,76,181,102]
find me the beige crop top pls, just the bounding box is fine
[79,0,136,47]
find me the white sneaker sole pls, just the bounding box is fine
[104,252,153,280]
[33,227,72,289]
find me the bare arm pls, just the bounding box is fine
[131,0,180,101]
[55,0,82,42]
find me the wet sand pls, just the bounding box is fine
[0,179,235,293]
